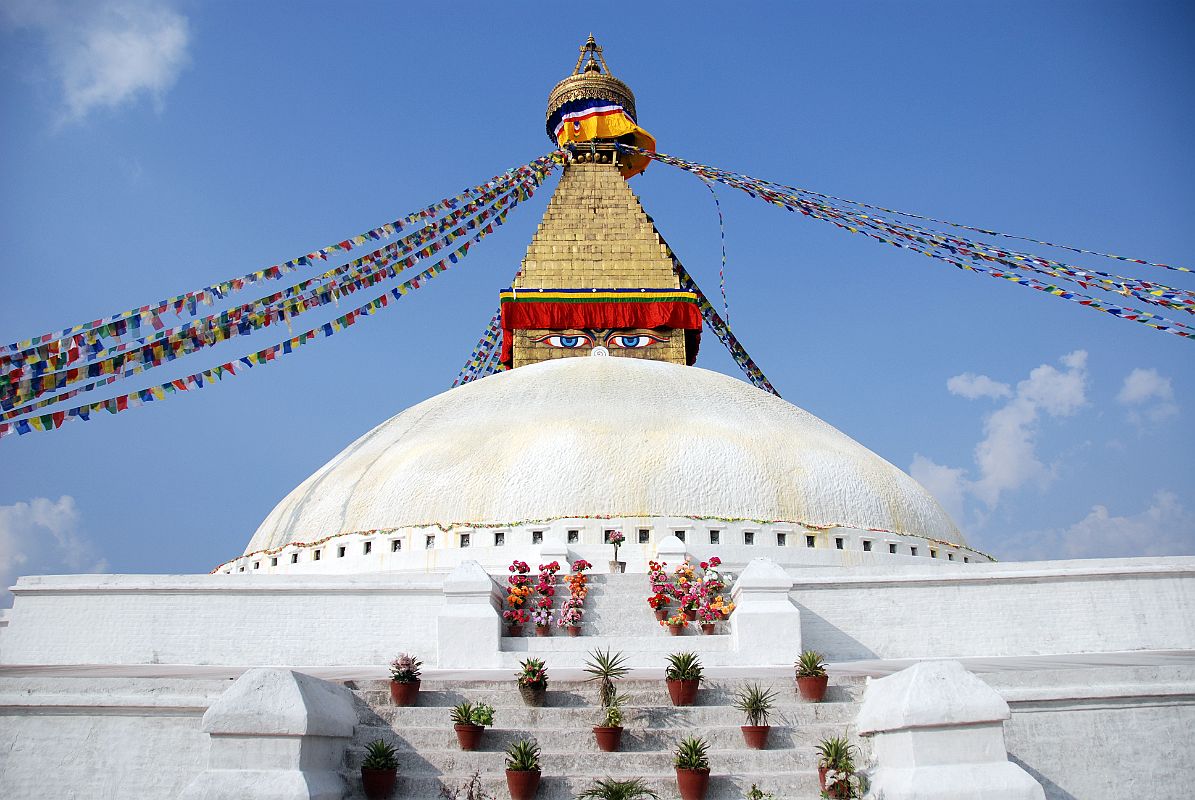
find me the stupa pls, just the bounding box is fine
[1,36,1191,800]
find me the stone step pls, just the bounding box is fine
[341,770,823,800]
[350,721,859,752]
[344,743,827,774]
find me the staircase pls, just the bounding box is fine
[340,676,867,799]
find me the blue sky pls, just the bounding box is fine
[1,1,1192,601]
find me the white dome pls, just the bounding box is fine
[245,357,964,554]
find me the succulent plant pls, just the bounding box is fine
[795,650,828,678]
[577,777,661,799]
[361,738,398,770]
[673,735,710,771]
[664,651,704,682]
[504,738,541,772]
[599,689,626,728]
[733,682,778,727]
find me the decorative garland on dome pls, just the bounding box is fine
[0,153,564,371]
[211,513,994,573]
[0,157,561,439]
[618,145,1195,343]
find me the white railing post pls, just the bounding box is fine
[729,557,800,664]
[437,559,502,668]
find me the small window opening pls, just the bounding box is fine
[806,535,816,548]
[888,543,897,554]
[270,557,278,567]
[834,537,844,550]
[964,556,970,563]
[674,530,686,542]
[568,530,579,544]
[494,531,505,546]
[637,528,650,544]
[253,561,260,570]
[863,540,873,552]
[391,539,402,552]
[930,549,938,559]
[743,531,755,545]
[363,541,372,555]
[238,566,245,572]
[947,552,954,561]
[337,546,346,558]
[532,530,543,544]
[709,530,721,544]
[425,535,435,549]
[604,529,617,543]
[291,553,299,564]
[776,532,787,546]
[460,533,471,548]
[313,550,321,561]
[910,547,918,556]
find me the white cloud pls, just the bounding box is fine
[911,351,1089,522]
[1117,367,1178,426]
[946,373,1011,400]
[0,496,107,607]
[2,0,190,124]
[999,491,1195,561]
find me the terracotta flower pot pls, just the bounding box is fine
[684,609,698,622]
[675,767,710,800]
[388,679,419,706]
[567,625,582,637]
[700,623,715,635]
[797,675,829,702]
[593,725,623,752]
[519,684,547,707]
[535,624,551,637]
[740,724,770,749]
[507,624,524,637]
[666,678,700,706]
[667,623,684,636]
[454,723,483,751]
[506,768,541,800]
[818,767,829,790]
[653,608,668,621]
[361,767,397,799]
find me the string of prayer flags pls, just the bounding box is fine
[621,145,1194,344]
[0,152,564,371]
[0,156,558,439]
[453,309,503,387]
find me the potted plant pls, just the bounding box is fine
[816,734,859,796]
[585,648,631,751]
[577,778,661,799]
[516,657,549,706]
[361,738,398,799]
[664,651,703,706]
[449,701,494,751]
[796,650,829,702]
[696,606,720,635]
[673,735,711,800]
[503,607,529,636]
[607,529,626,573]
[531,606,552,636]
[663,611,687,636]
[648,592,671,620]
[504,738,541,800]
[388,652,422,706]
[592,689,626,751]
[558,599,584,636]
[733,683,777,749]
[745,785,778,800]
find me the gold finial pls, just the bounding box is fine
[547,36,636,141]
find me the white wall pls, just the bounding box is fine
[1,573,446,666]
[0,677,222,799]
[792,557,1195,661]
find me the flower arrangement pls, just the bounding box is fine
[531,607,553,627]
[571,559,593,573]
[507,560,533,607]
[507,584,533,607]
[535,561,560,600]
[608,530,625,562]
[558,605,584,628]
[648,592,671,610]
[696,606,721,623]
[710,595,735,618]
[503,608,530,625]
[516,657,549,688]
[389,653,422,683]
[648,560,671,591]
[664,611,688,628]
[566,572,589,600]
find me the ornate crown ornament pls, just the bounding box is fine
[545,35,637,142]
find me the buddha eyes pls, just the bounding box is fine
[533,333,594,349]
[532,332,669,350]
[608,333,668,349]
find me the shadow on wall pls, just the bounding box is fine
[1009,754,1078,800]
[792,601,877,661]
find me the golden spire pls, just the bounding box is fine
[545,35,637,143]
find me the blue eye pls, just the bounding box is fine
[608,333,667,349]
[532,333,594,349]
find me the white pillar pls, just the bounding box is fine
[729,557,801,665]
[437,559,501,668]
[856,660,1045,800]
[655,533,687,564]
[179,668,357,800]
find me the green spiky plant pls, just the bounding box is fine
[361,738,398,770]
[576,777,661,800]
[664,651,704,682]
[673,735,711,771]
[815,734,857,770]
[745,786,778,800]
[504,738,541,772]
[450,701,495,727]
[733,683,778,726]
[584,648,630,708]
[795,650,828,678]
[600,689,626,728]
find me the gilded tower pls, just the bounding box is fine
[499,37,702,369]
